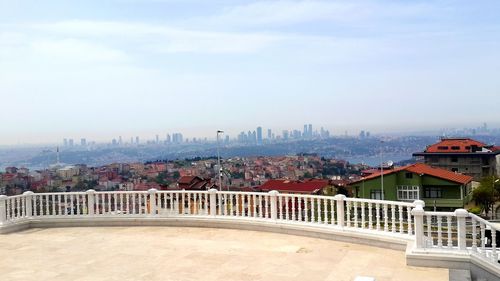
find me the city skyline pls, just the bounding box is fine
[1,1,500,145]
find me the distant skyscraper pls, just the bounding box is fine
[135,136,140,144]
[283,130,289,140]
[80,138,86,146]
[63,138,68,146]
[155,134,159,144]
[166,134,171,143]
[256,127,263,144]
[68,139,74,146]
[112,139,117,146]
[303,124,308,138]
[119,136,122,145]
[308,124,313,137]
[267,129,272,139]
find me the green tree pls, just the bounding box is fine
[472,176,500,218]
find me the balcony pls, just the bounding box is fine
[0,190,499,280]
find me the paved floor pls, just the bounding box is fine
[0,227,447,281]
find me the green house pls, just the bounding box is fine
[349,163,473,211]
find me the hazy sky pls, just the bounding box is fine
[1,0,499,144]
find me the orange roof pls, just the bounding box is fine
[351,163,472,185]
[425,138,487,153]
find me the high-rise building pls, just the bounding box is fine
[135,136,140,144]
[308,124,313,138]
[119,136,122,145]
[80,138,87,146]
[283,130,289,140]
[303,125,308,138]
[68,139,74,146]
[63,138,68,147]
[156,134,159,144]
[267,129,272,139]
[256,127,263,144]
[166,134,171,143]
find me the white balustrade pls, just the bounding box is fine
[1,189,499,272]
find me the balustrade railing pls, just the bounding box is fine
[1,189,499,272]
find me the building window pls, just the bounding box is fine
[429,157,439,163]
[424,187,442,198]
[451,146,460,150]
[405,172,413,179]
[437,146,448,150]
[397,185,419,200]
[451,157,458,163]
[370,190,383,200]
[451,168,458,172]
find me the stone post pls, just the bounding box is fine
[86,189,95,216]
[269,190,279,221]
[148,188,158,216]
[23,191,34,218]
[455,208,469,251]
[334,194,346,227]
[0,195,7,225]
[411,200,426,249]
[209,189,218,216]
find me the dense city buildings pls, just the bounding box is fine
[413,138,500,180]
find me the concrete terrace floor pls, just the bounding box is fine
[0,227,448,281]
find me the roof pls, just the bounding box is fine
[259,179,330,194]
[178,176,200,184]
[424,138,488,153]
[350,163,473,185]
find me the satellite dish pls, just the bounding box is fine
[386,160,394,167]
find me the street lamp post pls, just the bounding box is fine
[380,140,385,200]
[492,178,499,219]
[216,130,224,191]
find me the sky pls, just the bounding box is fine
[1,0,499,145]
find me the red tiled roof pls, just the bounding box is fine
[259,179,330,194]
[178,176,198,184]
[351,163,472,185]
[406,163,472,185]
[425,138,487,153]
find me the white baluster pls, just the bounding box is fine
[278,196,283,220]
[311,198,316,223]
[472,219,477,252]
[407,206,413,235]
[391,205,396,233]
[447,215,453,248]
[368,203,373,230]
[330,199,335,225]
[76,194,81,215]
[383,204,389,232]
[346,201,351,227]
[398,205,403,233]
[298,197,303,222]
[258,195,263,218]
[304,198,309,222]
[45,195,49,216]
[323,198,328,224]
[58,194,62,215]
[291,196,296,221]
[480,223,486,254]
[437,216,443,248]
[376,203,381,231]
[361,202,365,228]
[491,228,497,262]
[51,194,56,216]
[427,215,432,246]
[353,201,358,228]
[316,198,321,223]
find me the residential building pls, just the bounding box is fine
[413,138,500,180]
[259,179,331,195]
[349,163,473,210]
